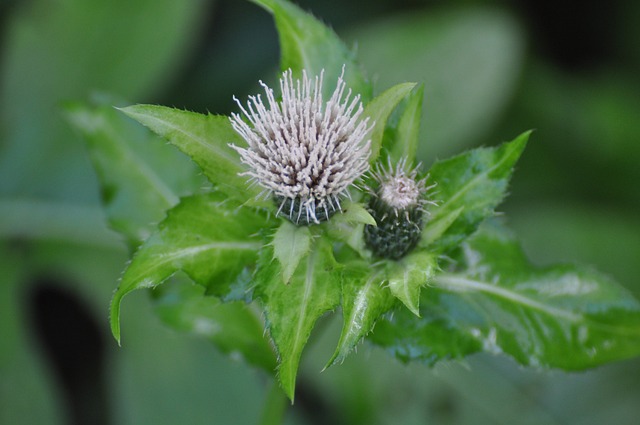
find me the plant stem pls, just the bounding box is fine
[259,380,288,425]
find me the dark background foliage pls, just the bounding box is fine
[1,0,638,424]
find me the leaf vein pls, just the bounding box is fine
[104,125,179,206]
[435,145,515,215]
[135,110,239,166]
[435,274,583,323]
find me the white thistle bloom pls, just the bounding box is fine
[229,68,372,225]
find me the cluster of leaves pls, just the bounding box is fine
[70,0,640,402]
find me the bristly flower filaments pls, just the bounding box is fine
[229,68,372,225]
[364,158,436,260]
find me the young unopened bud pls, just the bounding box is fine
[364,158,435,259]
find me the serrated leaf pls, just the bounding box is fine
[272,221,312,284]
[387,83,424,164]
[387,250,438,316]
[251,0,371,101]
[255,238,341,401]
[66,100,205,249]
[370,300,482,365]
[110,193,269,343]
[364,82,417,164]
[420,206,464,247]
[329,262,395,366]
[118,105,262,205]
[374,221,640,369]
[426,131,530,252]
[153,279,276,373]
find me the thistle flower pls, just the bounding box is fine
[364,158,436,260]
[230,68,372,225]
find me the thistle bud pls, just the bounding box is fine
[364,158,435,259]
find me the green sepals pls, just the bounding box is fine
[110,193,270,344]
[250,0,371,101]
[66,100,204,249]
[425,131,530,252]
[328,261,395,367]
[364,82,417,164]
[255,238,342,401]
[374,220,640,369]
[118,105,264,206]
[153,279,277,373]
[326,202,376,260]
[387,83,425,164]
[271,221,312,284]
[364,195,424,260]
[386,251,438,316]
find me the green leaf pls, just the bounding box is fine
[370,299,482,365]
[118,105,263,205]
[387,83,425,164]
[425,131,530,252]
[110,193,269,343]
[329,262,395,366]
[102,250,268,425]
[375,221,640,369]
[326,203,375,260]
[255,238,341,401]
[66,100,205,249]
[251,0,371,101]
[153,279,276,373]
[364,82,417,164]
[420,206,464,247]
[336,202,377,227]
[272,222,312,284]
[386,250,438,316]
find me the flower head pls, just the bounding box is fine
[230,68,372,225]
[364,158,436,259]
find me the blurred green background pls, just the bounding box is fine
[1,0,639,424]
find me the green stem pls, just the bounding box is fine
[259,380,289,425]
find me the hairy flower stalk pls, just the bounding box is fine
[364,158,436,259]
[230,69,372,225]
